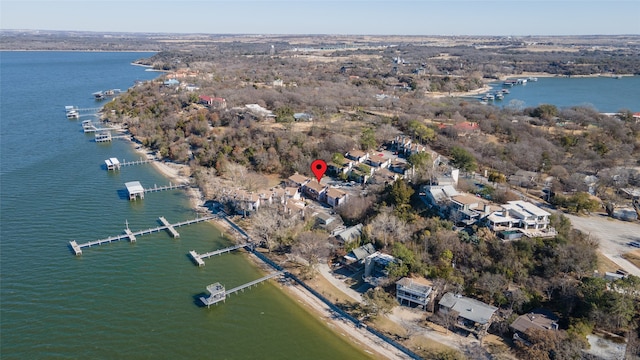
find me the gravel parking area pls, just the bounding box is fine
[564,213,640,276]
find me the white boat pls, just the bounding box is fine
[66,110,79,119]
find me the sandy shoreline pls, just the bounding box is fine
[129,142,408,359]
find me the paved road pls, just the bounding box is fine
[564,213,640,277]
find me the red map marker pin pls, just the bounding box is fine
[311,159,327,183]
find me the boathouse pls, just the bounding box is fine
[125,181,145,200]
[105,157,121,171]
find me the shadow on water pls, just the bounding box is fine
[192,292,209,308]
[116,188,130,200]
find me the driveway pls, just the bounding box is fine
[564,213,640,277]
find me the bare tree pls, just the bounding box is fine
[291,231,330,275]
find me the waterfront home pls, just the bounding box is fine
[343,243,376,271]
[231,189,261,215]
[364,252,398,286]
[335,223,363,245]
[396,277,433,310]
[438,292,498,337]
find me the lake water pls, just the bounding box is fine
[0,52,370,359]
[488,75,640,113]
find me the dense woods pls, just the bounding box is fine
[94,36,640,358]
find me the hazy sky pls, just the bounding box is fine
[1,0,639,36]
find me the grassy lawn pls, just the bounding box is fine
[622,249,640,269]
[597,251,624,273]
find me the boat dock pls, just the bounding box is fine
[82,120,117,133]
[159,216,179,238]
[105,158,152,171]
[125,181,188,201]
[189,243,249,266]
[144,182,188,193]
[68,215,215,255]
[200,271,285,307]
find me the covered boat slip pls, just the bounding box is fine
[105,157,121,171]
[125,181,145,200]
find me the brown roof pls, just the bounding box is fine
[451,194,482,205]
[305,181,327,193]
[326,187,346,199]
[510,310,559,334]
[288,174,310,185]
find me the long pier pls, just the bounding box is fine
[199,271,285,307]
[120,158,152,167]
[69,215,215,255]
[189,243,248,266]
[144,183,188,193]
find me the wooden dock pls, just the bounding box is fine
[199,271,284,307]
[143,182,188,193]
[120,158,152,167]
[68,215,215,255]
[159,216,179,238]
[189,243,248,266]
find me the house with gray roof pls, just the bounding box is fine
[438,292,498,337]
[335,223,363,245]
[343,243,376,271]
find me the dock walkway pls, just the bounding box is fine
[189,243,248,266]
[199,271,284,307]
[144,183,188,193]
[69,215,215,255]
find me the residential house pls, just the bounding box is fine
[364,252,398,286]
[335,223,363,245]
[450,194,487,225]
[453,121,481,137]
[270,186,301,204]
[328,160,353,176]
[393,135,412,153]
[510,309,559,344]
[343,243,376,271]
[163,79,180,87]
[326,187,348,208]
[304,181,327,202]
[390,160,414,177]
[396,277,433,310]
[486,200,551,232]
[199,95,215,106]
[367,153,392,169]
[345,150,369,163]
[371,168,399,185]
[287,174,311,188]
[438,292,498,337]
[231,189,261,215]
[421,184,459,212]
[315,212,338,227]
[284,200,306,218]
